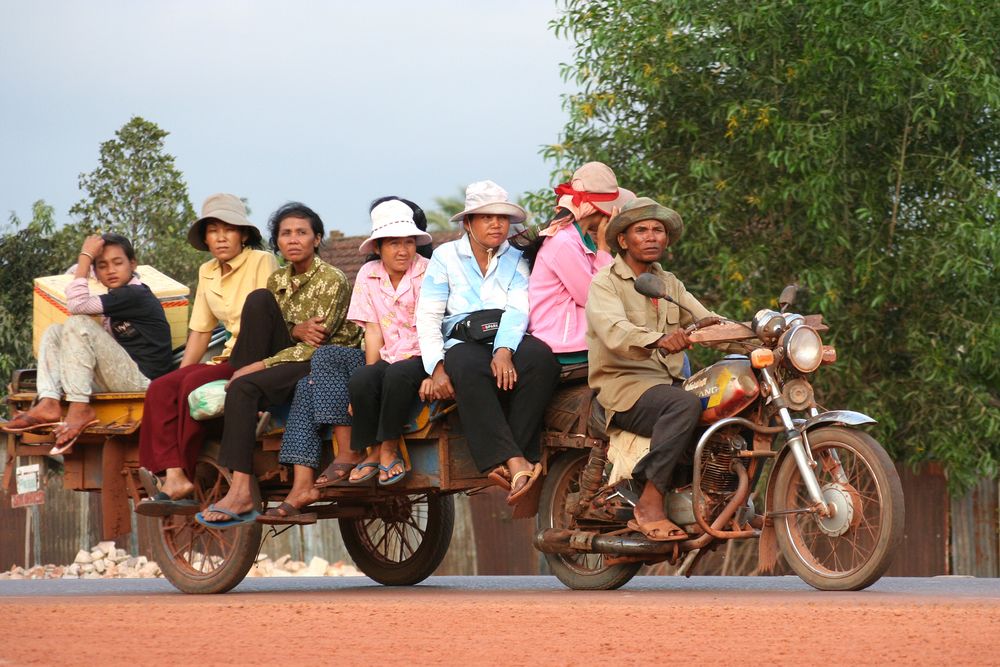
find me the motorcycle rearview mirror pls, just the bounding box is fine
[634,273,668,299]
[778,284,798,313]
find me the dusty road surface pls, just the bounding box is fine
[1,576,998,666]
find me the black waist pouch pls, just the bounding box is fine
[449,309,505,344]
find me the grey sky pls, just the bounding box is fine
[0,1,575,236]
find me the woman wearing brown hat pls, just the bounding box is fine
[137,193,277,512]
[524,162,635,362]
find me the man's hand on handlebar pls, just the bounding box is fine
[656,329,691,354]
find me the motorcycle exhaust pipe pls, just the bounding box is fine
[534,528,679,556]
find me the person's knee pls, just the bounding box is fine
[677,391,703,424]
[40,323,63,346]
[63,314,99,337]
[245,288,272,307]
[348,364,381,396]
[444,346,490,381]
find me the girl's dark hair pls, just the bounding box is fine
[268,202,325,253]
[100,233,136,262]
[521,208,574,272]
[364,196,434,262]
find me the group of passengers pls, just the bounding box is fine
[4,162,723,543]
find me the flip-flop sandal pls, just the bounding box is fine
[378,458,406,486]
[487,465,512,491]
[627,518,688,542]
[48,419,99,455]
[256,501,317,525]
[1,415,64,433]
[254,411,272,439]
[134,492,200,517]
[195,505,260,529]
[314,462,357,489]
[507,463,542,506]
[511,470,546,520]
[349,461,380,484]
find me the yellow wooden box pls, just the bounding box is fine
[33,266,189,356]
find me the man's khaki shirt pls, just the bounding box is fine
[585,254,717,425]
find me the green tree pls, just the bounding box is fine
[552,0,999,491]
[0,201,79,386]
[425,190,467,231]
[70,116,201,289]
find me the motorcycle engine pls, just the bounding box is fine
[699,432,746,495]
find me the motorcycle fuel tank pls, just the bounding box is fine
[682,357,760,423]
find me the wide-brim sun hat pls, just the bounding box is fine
[554,161,635,215]
[449,180,527,224]
[187,193,262,251]
[359,200,433,254]
[605,196,684,256]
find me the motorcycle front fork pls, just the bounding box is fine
[760,369,832,517]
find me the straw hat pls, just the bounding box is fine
[187,193,262,251]
[605,197,684,256]
[449,180,527,224]
[359,200,433,254]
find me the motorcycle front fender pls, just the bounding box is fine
[798,410,876,433]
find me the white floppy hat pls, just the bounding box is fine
[449,180,527,224]
[359,200,433,255]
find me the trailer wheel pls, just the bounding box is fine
[144,455,261,594]
[339,492,454,586]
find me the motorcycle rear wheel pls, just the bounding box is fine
[538,451,641,590]
[773,426,904,591]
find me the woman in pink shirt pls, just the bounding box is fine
[345,198,432,486]
[525,162,635,363]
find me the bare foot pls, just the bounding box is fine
[379,445,404,483]
[276,486,320,513]
[53,402,98,447]
[159,479,196,500]
[349,448,381,482]
[506,457,534,495]
[316,450,363,486]
[200,490,256,522]
[3,398,63,430]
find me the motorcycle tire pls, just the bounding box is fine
[537,450,641,590]
[772,426,904,591]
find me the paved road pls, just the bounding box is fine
[2,576,998,666]
[0,574,998,597]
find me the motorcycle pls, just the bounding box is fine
[533,281,905,591]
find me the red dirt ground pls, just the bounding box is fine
[2,584,998,666]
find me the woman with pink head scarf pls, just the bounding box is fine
[524,162,635,363]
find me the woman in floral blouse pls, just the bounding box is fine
[255,197,432,524]
[196,202,362,528]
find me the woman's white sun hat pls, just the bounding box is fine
[358,200,433,254]
[449,180,527,224]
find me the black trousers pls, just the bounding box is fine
[444,336,560,473]
[348,357,427,452]
[218,289,310,474]
[611,383,703,495]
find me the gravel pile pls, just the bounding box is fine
[0,541,360,580]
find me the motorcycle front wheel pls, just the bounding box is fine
[537,451,641,590]
[772,426,904,591]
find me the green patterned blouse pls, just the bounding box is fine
[263,256,363,367]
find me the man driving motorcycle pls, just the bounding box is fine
[585,197,725,542]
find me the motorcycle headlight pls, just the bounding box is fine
[783,325,823,373]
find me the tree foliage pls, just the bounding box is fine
[70,116,200,289]
[552,0,999,491]
[0,201,79,386]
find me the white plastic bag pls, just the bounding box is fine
[187,379,228,421]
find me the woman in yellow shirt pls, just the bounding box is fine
[137,194,276,510]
